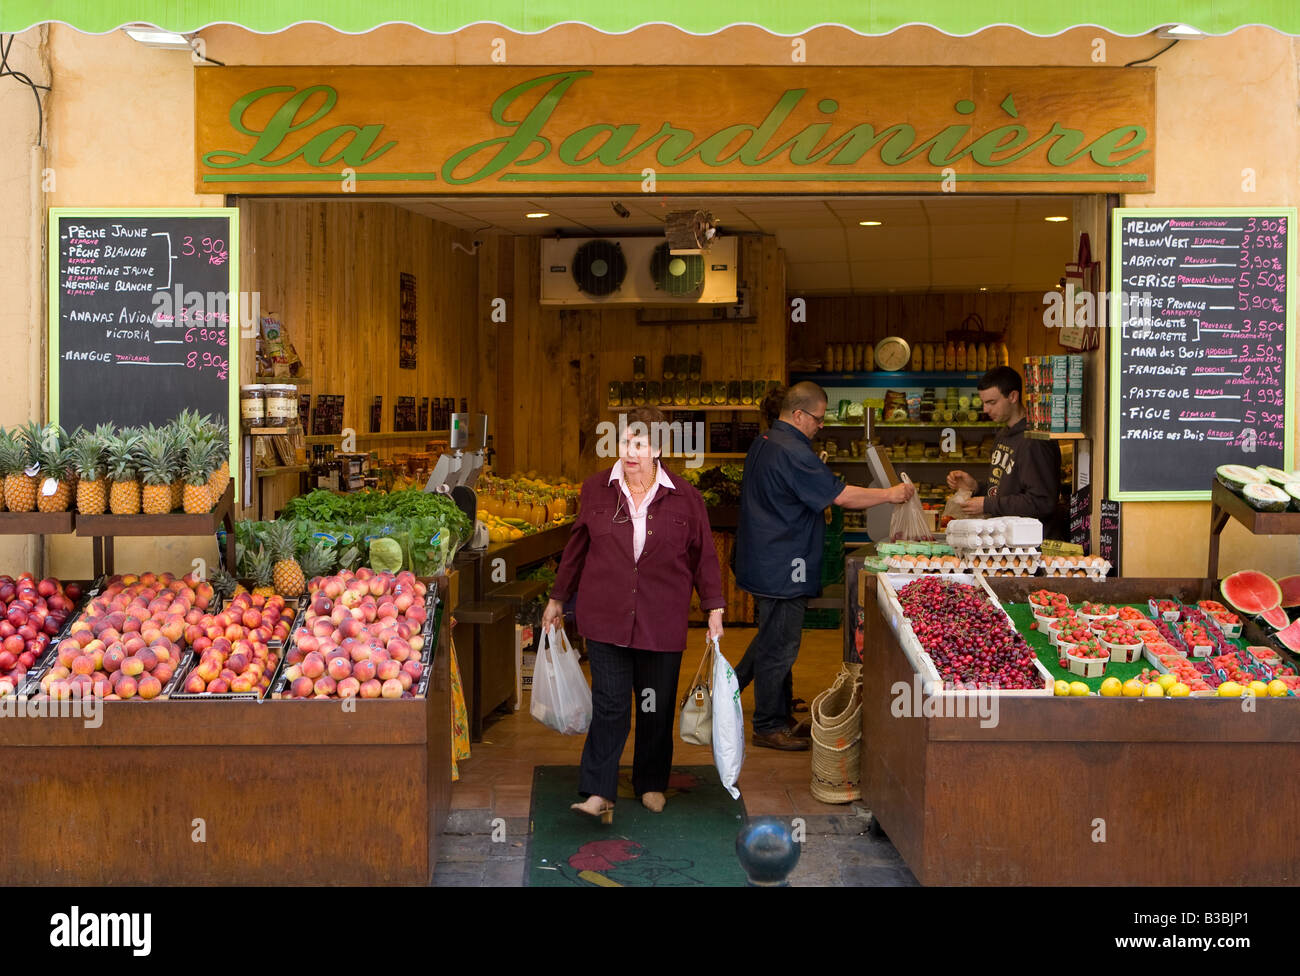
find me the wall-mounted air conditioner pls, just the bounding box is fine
[540,236,738,306]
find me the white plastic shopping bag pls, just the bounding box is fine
[530,627,592,735]
[709,637,744,799]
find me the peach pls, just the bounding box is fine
[360,604,378,624]
[313,675,337,697]
[387,638,411,663]
[208,678,229,694]
[184,673,207,694]
[330,605,350,625]
[137,675,162,700]
[137,647,158,672]
[195,657,221,682]
[409,634,424,655]
[370,647,391,666]
[394,592,414,613]
[219,668,237,684]
[152,645,171,664]
[120,655,144,677]
[71,653,96,676]
[338,618,363,640]
[298,632,321,654]
[154,662,174,685]
[376,659,401,681]
[230,674,254,694]
[402,659,423,681]
[301,652,326,679]
[56,642,79,669]
[71,628,95,648]
[377,602,399,621]
[327,656,352,682]
[116,675,137,699]
[369,578,387,597]
[397,671,413,691]
[381,678,403,699]
[336,676,361,698]
[359,678,382,699]
[227,652,249,675]
[352,659,377,683]
[290,676,315,698]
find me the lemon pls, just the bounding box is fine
[1054,679,1071,697]
[1069,681,1090,697]
[1249,680,1269,697]
[1099,676,1122,697]
[1268,679,1288,697]
[1122,679,1144,698]
[1218,681,1243,697]
[1157,673,1177,690]
[1143,683,1164,697]
[1169,682,1190,697]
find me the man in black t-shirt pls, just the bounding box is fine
[735,382,913,751]
[947,366,1065,538]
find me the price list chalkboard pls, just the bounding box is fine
[1109,208,1296,499]
[48,209,239,468]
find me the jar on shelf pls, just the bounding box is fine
[240,385,267,427]
[265,384,298,426]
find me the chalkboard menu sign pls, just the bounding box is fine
[1109,208,1296,499]
[1098,499,1120,576]
[1068,484,1092,553]
[48,209,239,490]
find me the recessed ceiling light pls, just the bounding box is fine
[1044,216,1070,222]
[1156,23,1206,38]
[525,212,549,219]
[122,25,194,49]
[858,220,883,227]
[979,287,987,291]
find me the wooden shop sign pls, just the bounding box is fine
[195,66,1155,195]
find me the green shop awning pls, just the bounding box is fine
[4,1,1299,36]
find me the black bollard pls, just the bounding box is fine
[735,816,800,887]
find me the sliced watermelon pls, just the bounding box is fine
[1278,575,1300,609]
[1260,605,1291,629]
[1221,569,1283,615]
[1275,618,1300,654]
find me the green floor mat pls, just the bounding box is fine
[527,765,748,887]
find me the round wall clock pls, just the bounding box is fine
[874,337,911,373]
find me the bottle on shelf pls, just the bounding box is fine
[910,343,923,371]
[945,341,957,371]
[976,343,988,372]
[955,342,967,371]
[863,344,874,371]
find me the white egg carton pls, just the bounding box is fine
[885,555,964,574]
[961,553,1042,575]
[946,516,1044,552]
[1040,555,1112,581]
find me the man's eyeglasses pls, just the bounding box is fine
[797,408,826,428]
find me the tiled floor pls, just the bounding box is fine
[434,625,918,886]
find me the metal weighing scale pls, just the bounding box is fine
[425,412,490,549]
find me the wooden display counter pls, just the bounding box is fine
[856,569,1300,886]
[0,578,453,886]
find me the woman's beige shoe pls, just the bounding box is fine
[571,796,615,824]
[640,792,666,813]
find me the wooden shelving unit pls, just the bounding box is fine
[76,483,236,578]
[1025,430,1087,440]
[603,404,760,413]
[1207,480,1300,578]
[253,375,311,385]
[0,511,75,535]
[304,430,449,445]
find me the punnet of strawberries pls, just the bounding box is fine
[1156,599,1181,614]
[897,576,1042,690]
[1078,602,1118,617]
[1061,637,1107,660]
[1029,589,1069,611]
[1117,606,1147,622]
[1098,622,1141,646]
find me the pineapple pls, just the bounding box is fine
[71,427,110,515]
[182,438,218,514]
[35,435,74,513]
[248,545,276,598]
[138,426,176,515]
[0,429,34,513]
[298,540,336,586]
[267,520,306,598]
[107,429,144,515]
[208,418,231,499]
[208,567,241,601]
[166,420,187,511]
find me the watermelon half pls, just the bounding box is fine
[1260,605,1291,629]
[1221,570,1283,615]
[1275,618,1300,654]
[1278,575,1300,609]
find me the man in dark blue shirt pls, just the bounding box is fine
[735,382,913,751]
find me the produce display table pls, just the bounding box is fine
[0,511,75,535]
[0,577,453,886]
[75,483,237,578]
[1208,480,1300,579]
[857,570,1300,886]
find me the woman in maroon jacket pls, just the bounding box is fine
[542,407,725,824]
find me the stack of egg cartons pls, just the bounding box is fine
[946,517,1043,576]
